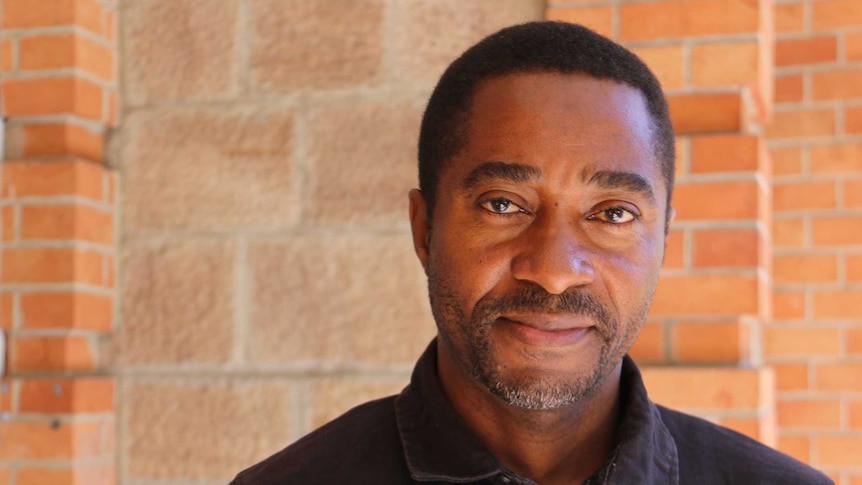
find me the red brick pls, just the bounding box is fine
[850,401,862,428]
[773,217,805,248]
[0,294,12,330]
[642,366,770,410]
[814,290,862,319]
[814,436,862,467]
[545,6,613,38]
[813,216,862,246]
[848,254,862,282]
[667,93,742,134]
[0,420,101,459]
[774,74,803,104]
[690,134,759,173]
[629,321,664,363]
[763,326,841,357]
[1,206,14,243]
[1,77,103,119]
[672,321,747,363]
[651,275,758,316]
[773,254,837,284]
[773,291,805,320]
[13,123,103,162]
[848,32,862,61]
[816,363,862,391]
[775,2,805,32]
[848,327,862,354]
[629,45,685,91]
[769,146,803,176]
[773,362,809,391]
[19,377,114,413]
[845,105,862,134]
[813,68,862,100]
[0,38,13,71]
[17,464,115,485]
[844,179,862,207]
[1,248,103,285]
[766,108,835,139]
[21,292,112,330]
[692,229,759,267]
[21,204,113,245]
[620,0,759,41]
[690,41,759,87]
[813,0,862,30]
[1,160,104,200]
[774,181,836,211]
[775,37,838,67]
[672,182,758,221]
[778,399,841,428]
[19,33,113,80]
[10,336,96,372]
[663,230,684,269]
[2,0,102,32]
[810,142,862,173]
[778,435,810,463]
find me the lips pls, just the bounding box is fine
[496,315,595,348]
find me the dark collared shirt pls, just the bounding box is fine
[232,341,833,484]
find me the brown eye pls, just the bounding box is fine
[590,207,636,224]
[481,198,523,214]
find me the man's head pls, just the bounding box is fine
[418,21,675,222]
[409,22,674,411]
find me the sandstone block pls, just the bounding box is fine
[116,240,234,364]
[250,235,435,364]
[248,0,384,92]
[123,0,239,105]
[309,379,407,430]
[394,0,544,83]
[307,101,422,226]
[126,378,292,480]
[120,106,297,232]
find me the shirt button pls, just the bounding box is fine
[500,477,511,484]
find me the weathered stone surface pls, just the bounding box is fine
[126,378,291,479]
[394,0,544,83]
[250,235,435,364]
[248,0,385,92]
[123,0,239,105]
[307,101,422,226]
[308,378,407,430]
[120,106,297,232]
[116,240,234,364]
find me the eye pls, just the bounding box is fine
[589,206,637,224]
[480,197,525,215]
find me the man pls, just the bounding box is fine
[232,22,833,484]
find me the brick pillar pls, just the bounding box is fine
[547,0,778,445]
[0,0,117,483]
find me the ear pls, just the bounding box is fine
[408,189,430,273]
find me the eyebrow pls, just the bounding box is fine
[587,170,657,204]
[461,161,541,190]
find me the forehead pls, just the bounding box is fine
[449,72,662,191]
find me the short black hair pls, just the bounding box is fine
[417,21,675,218]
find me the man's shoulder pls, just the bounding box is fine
[657,405,833,484]
[230,395,411,485]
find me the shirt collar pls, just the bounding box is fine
[395,339,679,484]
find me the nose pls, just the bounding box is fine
[510,217,595,295]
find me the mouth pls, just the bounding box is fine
[496,315,595,348]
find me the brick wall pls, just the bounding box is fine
[768,0,862,477]
[1,1,859,484]
[0,0,118,483]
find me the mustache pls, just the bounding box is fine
[471,284,613,330]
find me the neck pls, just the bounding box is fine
[437,345,623,485]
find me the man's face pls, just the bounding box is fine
[410,72,671,410]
